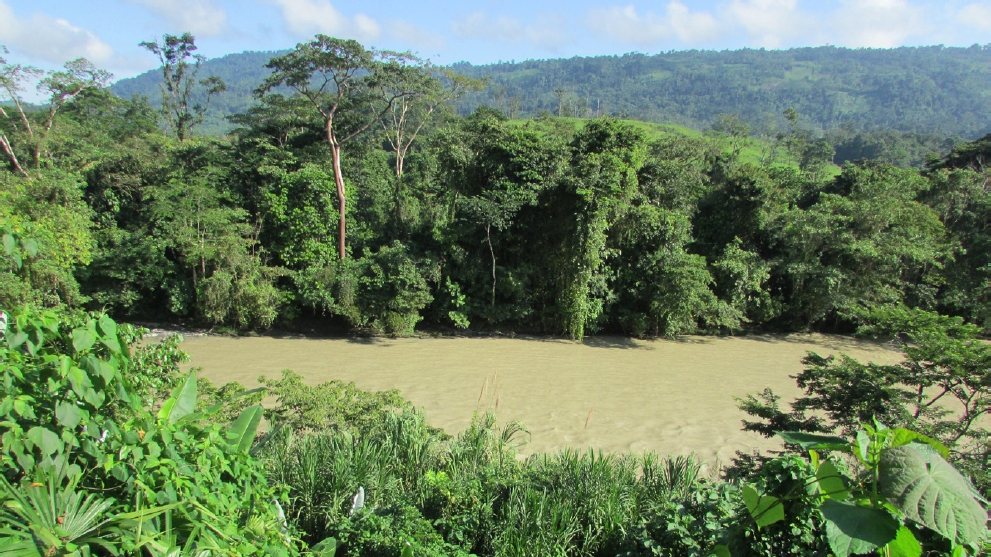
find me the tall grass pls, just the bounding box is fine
[262,401,726,556]
[251,375,832,557]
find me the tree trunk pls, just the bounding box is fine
[486,223,496,307]
[331,142,347,259]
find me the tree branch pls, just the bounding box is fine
[0,134,29,177]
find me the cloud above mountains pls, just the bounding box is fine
[586,0,974,50]
[452,12,569,51]
[123,0,228,37]
[263,0,380,41]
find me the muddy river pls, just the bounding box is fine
[176,333,903,464]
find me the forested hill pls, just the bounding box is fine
[111,44,991,137]
[111,49,289,134]
[456,45,991,137]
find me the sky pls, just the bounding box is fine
[1,0,990,86]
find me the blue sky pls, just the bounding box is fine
[2,0,990,84]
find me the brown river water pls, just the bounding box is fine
[176,333,904,465]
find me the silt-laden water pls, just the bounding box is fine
[177,333,903,464]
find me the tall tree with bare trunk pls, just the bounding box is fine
[256,35,416,259]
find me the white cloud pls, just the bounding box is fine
[587,3,723,47]
[666,2,723,43]
[0,1,115,65]
[387,21,446,51]
[264,0,381,41]
[585,0,949,49]
[831,0,928,48]
[452,12,568,50]
[958,2,991,31]
[726,0,815,48]
[123,0,227,37]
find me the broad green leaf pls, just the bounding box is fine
[164,373,197,424]
[26,427,62,457]
[879,444,987,546]
[97,314,117,338]
[157,397,176,422]
[56,401,82,429]
[1,233,14,254]
[311,537,338,557]
[742,485,784,528]
[886,428,949,459]
[100,334,121,354]
[20,238,38,257]
[203,387,267,416]
[778,431,850,451]
[9,330,28,349]
[13,399,36,419]
[67,367,91,399]
[884,526,922,557]
[856,430,871,464]
[820,500,899,557]
[71,328,96,353]
[709,545,731,557]
[816,460,849,500]
[229,405,264,452]
[83,387,105,408]
[400,543,413,557]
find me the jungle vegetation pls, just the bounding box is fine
[0,33,989,556]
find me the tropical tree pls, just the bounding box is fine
[139,33,227,141]
[257,35,420,259]
[378,62,484,187]
[0,47,111,176]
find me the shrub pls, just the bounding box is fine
[0,307,296,555]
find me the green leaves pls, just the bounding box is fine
[778,431,850,451]
[26,427,61,457]
[708,545,730,557]
[311,537,338,557]
[228,405,263,453]
[72,327,96,353]
[820,500,899,557]
[879,444,988,546]
[55,401,82,429]
[742,485,784,528]
[815,460,849,500]
[158,372,198,424]
[884,526,922,557]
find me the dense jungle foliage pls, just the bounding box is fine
[1,34,989,556]
[4,36,991,339]
[111,44,991,138]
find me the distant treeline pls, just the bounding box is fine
[111,44,991,138]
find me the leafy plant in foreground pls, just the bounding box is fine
[0,307,296,555]
[718,424,989,557]
[738,306,991,495]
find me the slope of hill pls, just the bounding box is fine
[111,44,991,138]
[111,49,288,135]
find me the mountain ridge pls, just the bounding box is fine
[109,44,991,138]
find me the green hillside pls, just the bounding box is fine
[111,44,991,138]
